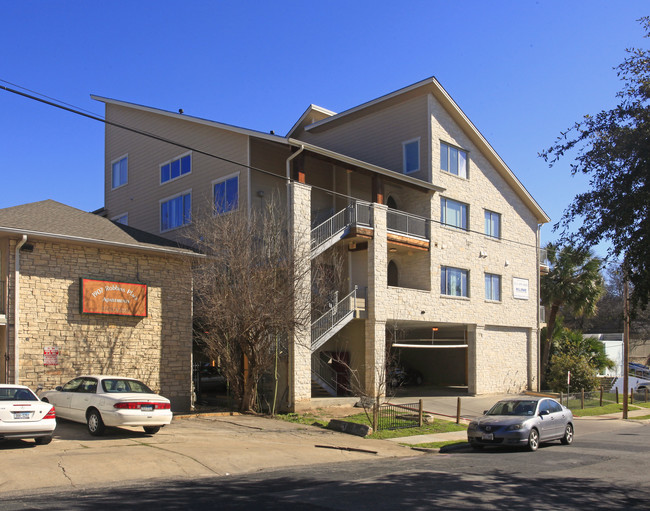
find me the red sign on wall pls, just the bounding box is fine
[44,347,59,366]
[80,278,148,317]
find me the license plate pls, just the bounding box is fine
[482,433,494,441]
[14,412,31,420]
[140,405,154,412]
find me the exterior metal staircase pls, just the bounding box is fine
[310,202,372,259]
[311,287,359,352]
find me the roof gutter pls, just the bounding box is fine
[14,235,27,384]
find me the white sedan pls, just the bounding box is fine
[0,384,56,444]
[40,376,172,436]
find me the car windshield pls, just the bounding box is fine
[0,387,38,401]
[486,400,537,416]
[101,379,153,394]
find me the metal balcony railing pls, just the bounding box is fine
[540,247,550,274]
[311,286,358,352]
[310,202,372,258]
[386,209,429,239]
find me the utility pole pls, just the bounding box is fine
[623,271,630,419]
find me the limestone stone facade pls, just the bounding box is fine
[1,221,194,411]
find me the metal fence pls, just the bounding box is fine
[375,401,423,431]
[558,387,650,409]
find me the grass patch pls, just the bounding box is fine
[275,410,466,439]
[630,414,650,420]
[571,403,641,416]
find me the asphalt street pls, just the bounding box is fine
[0,403,648,510]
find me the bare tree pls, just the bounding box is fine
[187,194,342,413]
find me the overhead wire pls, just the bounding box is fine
[1,79,554,255]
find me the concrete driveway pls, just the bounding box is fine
[0,414,418,494]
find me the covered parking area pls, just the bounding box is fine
[387,322,469,394]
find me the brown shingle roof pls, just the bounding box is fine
[0,200,196,255]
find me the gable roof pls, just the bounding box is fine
[298,77,550,224]
[0,200,198,256]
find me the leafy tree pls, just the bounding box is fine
[540,17,650,311]
[551,328,614,374]
[546,353,600,393]
[540,243,605,383]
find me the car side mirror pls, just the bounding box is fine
[55,386,63,391]
[539,409,550,416]
[483,410,488,415]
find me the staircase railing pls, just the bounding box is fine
[310,202,372,258]
[311,352,338,397]
[311,286,357,352]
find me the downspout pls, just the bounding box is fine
[14,235,27,384]
[285,144,305,214]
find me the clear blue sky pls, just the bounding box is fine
[1,1,648,256]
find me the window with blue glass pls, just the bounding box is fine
[485,210,501,239]
[485,273,501,301]
[161,153,191,184]
[111,155,128,189]
[441,197,468,230]
[403,139,420,174]
[441,266,468,297]
[161,192,191,232]
[213,175,239,214]
[440,142,468,178]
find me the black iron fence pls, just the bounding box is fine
[558,387,650,409]
[375,401,424,431]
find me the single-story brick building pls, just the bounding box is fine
[0,200,197,410]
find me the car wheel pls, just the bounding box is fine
[143,426,161,434]
[87,409,106,436]
[527,428,539,451]
[35,436,52,445]
[561,423,574,445]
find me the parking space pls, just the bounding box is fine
[0,414,418,494]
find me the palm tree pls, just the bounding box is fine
[540,243,605,384]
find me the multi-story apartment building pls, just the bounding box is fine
[94,77,549,411]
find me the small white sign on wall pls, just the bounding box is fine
[513,278,529,300]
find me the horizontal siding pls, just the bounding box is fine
[297,95,430,179]
[104,105,250,243]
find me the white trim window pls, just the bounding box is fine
[484,210,501,239]
[440,142,468,178]
[111,213,128,226]
[111,155,128,190]
[441,266,469,297]
[160,191,191,232]
[485,273,501,301]
[160,152,191,184]
[213,173,239,214]
[441,197,468,230]
[402,138,420,174]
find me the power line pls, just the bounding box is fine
[1,80,550,254]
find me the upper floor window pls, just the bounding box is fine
[485,210,501,239]
[161,191,191,232]
[112,213,128,226]
[485,273,501,301]
[111,155,128,189]
[441,266,468,297]
[402,139,420,174]
[440,142,467,178]
[213,174,239,214]
[161,153,191,184]
[441,197,468,230]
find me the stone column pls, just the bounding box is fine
[527,327,538,391]
[467,324,482,395]
[288,181,312,411]
[365,204,387,396]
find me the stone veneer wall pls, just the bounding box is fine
[6,238,193,411]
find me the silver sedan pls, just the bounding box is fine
[467,396,574,451]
